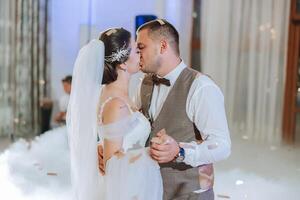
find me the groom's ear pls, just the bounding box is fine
[160,40,168,54]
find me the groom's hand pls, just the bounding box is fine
[97,144,105,175]
[150,130,180,163]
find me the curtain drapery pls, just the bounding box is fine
[0,0,49,137]
[201,0,290,143]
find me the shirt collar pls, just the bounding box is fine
[161,60,186,86]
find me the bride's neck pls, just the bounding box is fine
[109,71,130,96]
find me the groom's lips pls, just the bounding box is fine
[139,63,143,69]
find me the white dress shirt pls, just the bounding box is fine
[59,94,70,112]
[133,61,231,167]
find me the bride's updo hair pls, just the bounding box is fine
[99,28,132,84]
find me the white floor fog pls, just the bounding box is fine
[214,133,300,199]
[0,127,299,200]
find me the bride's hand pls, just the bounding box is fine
[150,130,180,163]
[97,144,105,175]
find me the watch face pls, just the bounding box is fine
[175,147,185,163]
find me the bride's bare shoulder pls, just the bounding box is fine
[102,98,130,125]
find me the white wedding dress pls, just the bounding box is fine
[97,96,163,200]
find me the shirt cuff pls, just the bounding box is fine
[180,141,199,167]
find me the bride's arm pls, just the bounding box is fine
[101,98,131,167]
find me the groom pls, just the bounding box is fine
[136,19,231,200]
[99,19,231,200]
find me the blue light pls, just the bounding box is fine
[135,15,157,31]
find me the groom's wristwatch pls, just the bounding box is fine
[175,147,185,163]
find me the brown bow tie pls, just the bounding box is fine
[152,75,171,86]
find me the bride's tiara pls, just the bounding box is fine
[104,43,131,63]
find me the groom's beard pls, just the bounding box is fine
[140,57,162,74]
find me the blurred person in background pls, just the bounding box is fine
[54,75,72,124]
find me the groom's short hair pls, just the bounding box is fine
[137,19,180,55]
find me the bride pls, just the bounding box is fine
[67,28,163,200]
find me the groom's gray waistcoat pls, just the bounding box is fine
[141,67,214,199]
